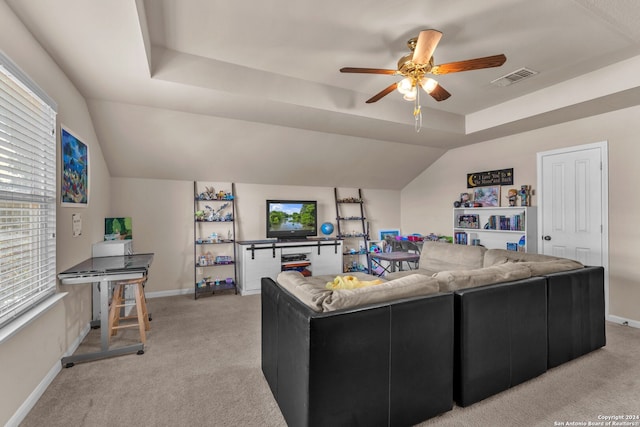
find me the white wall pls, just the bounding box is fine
[110,179,401,294]
[0,1,112,424]
[402,105,640,323]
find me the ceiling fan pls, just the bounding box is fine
[340,29,507,105]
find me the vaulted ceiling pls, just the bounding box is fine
[7,0,640,189]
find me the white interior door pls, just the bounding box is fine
[538,144,604,264]
[538,141,609,317]
[537,142,609,310]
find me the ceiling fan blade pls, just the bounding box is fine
[431,54,507,75]
[429,84,451,102]
[366,82,399,103]
[340,67,397,75]
[412,30,443,65]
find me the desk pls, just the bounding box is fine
[371,251,420,276]
[58,253,154,367]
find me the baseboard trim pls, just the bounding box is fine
[145,288,248,299]
[64,322,92,357]
[6,322,90,427]
[239,289,261,296]
[145,288,193,299]
[607,314,640,329]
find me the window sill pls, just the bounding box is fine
[0,293,67,345]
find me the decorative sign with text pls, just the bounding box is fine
[467,168,514,188]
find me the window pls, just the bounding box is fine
[0,52,57,329]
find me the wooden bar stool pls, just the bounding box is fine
[108,277,151,344]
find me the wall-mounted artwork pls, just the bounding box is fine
[61,127,89,206]
[105,217,132,240]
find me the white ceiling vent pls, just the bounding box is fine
[491,67,538,87]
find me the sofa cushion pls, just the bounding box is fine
[321,274,439,312]
[276,271,334,312]
[483,249,562,267]
[519,259,584,276]
[420,241,487,272]
[434,263,532,292]
[385,268,439,280]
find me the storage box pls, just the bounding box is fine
[92,240,133,257]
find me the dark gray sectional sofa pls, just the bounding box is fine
[261,241,605,426]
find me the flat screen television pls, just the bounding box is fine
[266,200,317,240]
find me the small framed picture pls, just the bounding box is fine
[473,186,501,207]
[378,229,400,241]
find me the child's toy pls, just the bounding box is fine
[507,188,518,206]
[519,185,532,207]
[453,192,472,208]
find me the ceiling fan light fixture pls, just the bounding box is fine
[397,77,413,95]
[420,77,438,93]
[403,86,418,101]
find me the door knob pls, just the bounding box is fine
[543,235,552,241]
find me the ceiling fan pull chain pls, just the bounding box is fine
[414,91,422,132]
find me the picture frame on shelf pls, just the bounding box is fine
[473,186,501,207]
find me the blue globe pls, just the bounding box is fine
[320,222,334,235]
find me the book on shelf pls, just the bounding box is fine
[486,212,525,231]
[454,232,468,245]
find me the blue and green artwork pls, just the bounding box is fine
[61,128,88,205]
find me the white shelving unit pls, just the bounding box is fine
[452,206,537,252]
[236,239,343,295]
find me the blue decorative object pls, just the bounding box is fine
[320,222,334,235]
[518,235,526,248]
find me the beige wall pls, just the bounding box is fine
[110,179,401,295]
[402,105,640,323]
[0,2,111,424]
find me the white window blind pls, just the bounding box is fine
[0,52,57,329]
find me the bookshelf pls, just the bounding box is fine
[453,207,537,252]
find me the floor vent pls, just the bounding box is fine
[491,67,538,87]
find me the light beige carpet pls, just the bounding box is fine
[20,293,640,427]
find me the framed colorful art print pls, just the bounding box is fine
[61,127,89,206]
[473,185,500,207]
[378,229,401,241]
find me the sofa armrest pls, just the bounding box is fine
[261,276,280,397]
[546,266,605,368]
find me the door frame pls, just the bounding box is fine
[536,141,610,318]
